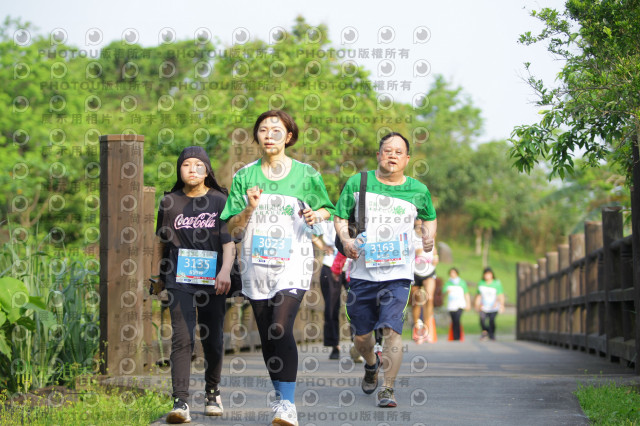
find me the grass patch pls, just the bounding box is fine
[0,381,171,426]
[575,381,640,425]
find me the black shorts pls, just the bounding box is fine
[413,271,436,286]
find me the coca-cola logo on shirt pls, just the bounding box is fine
[174,213,217,229]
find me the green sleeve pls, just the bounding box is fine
[302,167,335,214]
[334,173,361,219]
[221,172,246,221]
[461,279,469,294]
[496,280,504,295]
[442,281,451,292]
[417,187,437,221]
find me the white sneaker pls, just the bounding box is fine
[413,319,427,343]
[271,399,298,426]
[205,390,223,416]
[166,398,191,424]
[349,344,364,363]
[373,342,383,357]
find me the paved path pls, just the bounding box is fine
[113,334,639,426]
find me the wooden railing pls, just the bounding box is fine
[517,207,639,373]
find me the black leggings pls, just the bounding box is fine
[320,265,342,347]
[480,311,498,339]
[449,309,463,340]
[168,289,226,401]
[249,291,303,383]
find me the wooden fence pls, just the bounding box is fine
[517,207,639,373]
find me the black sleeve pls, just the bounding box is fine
[155,195,169,240]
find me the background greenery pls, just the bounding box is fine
[1,15,628,258]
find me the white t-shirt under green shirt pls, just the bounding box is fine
[221,159,334,300]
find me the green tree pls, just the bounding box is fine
[408,76,483,215]
[2,15,488,247]
[510,0,640,181]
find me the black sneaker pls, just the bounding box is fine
[329,346,340,360]
[361,354,380,395]
[166,398,191,424]
[376,386,397,407]
[205,389,223,416]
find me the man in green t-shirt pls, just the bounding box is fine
[334,132,437,408]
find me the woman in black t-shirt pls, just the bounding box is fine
[153,146,235,424]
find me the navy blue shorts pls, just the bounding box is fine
[345,278,412,336]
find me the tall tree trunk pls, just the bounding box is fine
[482,228,492,267]
[474,226,482,256]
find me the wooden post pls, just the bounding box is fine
[585,220,603,354]
[142,186,156,369]
[558,244,570,301]
[569,233,585,349]
[631,136,640,373]
[537,257,546,337]
[602,207,623,362]
[558,244,569,343]
[516,262,525,340]
[546,252,559,341]
[529,264,537,335]
[99,134,146,375]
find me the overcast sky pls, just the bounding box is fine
[4,0,568,142]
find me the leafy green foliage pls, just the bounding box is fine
[510,0,640,182]
[1,16,483,244]
[0,231,100,393]
[1,14,623,268]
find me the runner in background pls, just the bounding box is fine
[443,267,470,341]
[330,251,364,363]
[474,267,505,341]
[313,222,342,359]
[411,239,438,344]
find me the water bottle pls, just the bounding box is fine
[353,231,367,253]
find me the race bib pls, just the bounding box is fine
[364,233,409,268]
[251,228,293,265]
[481,288,498,311]
[176,249,217,285]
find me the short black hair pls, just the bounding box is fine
[482,267,495,279]
[379,132,410,154]
[252,110,299,147]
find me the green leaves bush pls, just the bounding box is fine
[0,234,100,393]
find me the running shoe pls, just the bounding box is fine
[361,353,380,395]
[349,344,364,363]
[373,342,383,358]
[413,319,427,344]
[205,389,223,416]
[376,386,397,408]
[329,346,340,360]
[271,399,298,426]
[166,398,191,424]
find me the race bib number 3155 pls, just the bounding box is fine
[176,249,217,285]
